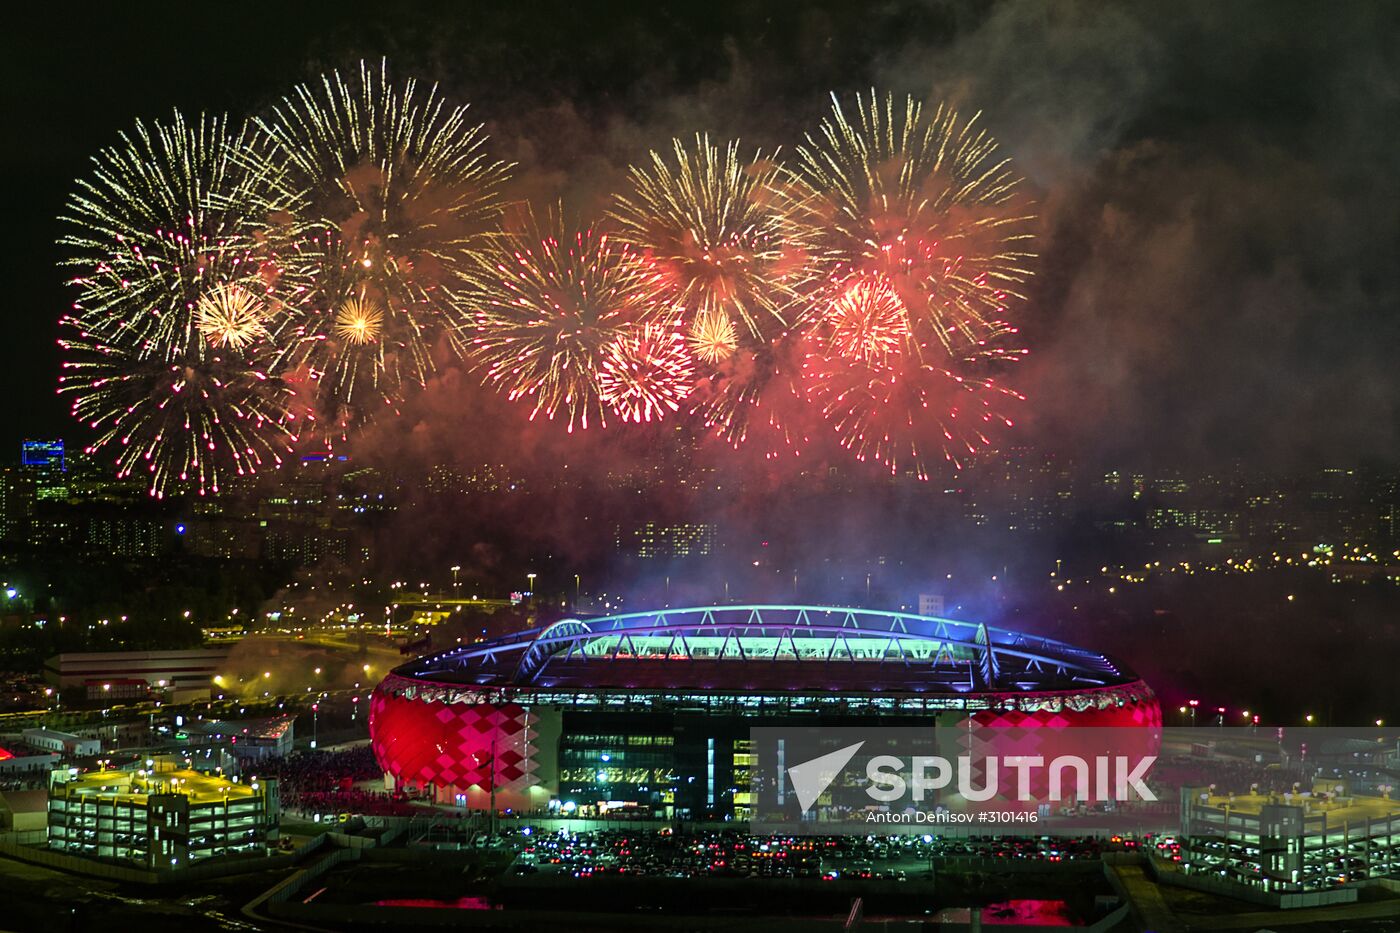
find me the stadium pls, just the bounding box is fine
[369,605,1160,818]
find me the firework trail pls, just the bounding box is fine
[251,60,511,429]
[689,324,815,457]
[468,208,674,431]
[686,308,819,457]
[58,111,301,497]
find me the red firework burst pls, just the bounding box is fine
[598,321,696,424]
[804,344,1023,480]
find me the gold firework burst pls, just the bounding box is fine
[334,297,384,344]
[195,285,269,350]
[610,134,825,334]
[688,308,738,364]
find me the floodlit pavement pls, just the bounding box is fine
[1109,862,1184,933]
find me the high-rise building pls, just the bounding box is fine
[616,521,718,559]
[20,440,64,472]
[0,468,35,542]
[21,440,68,502]
[83,510,168,558]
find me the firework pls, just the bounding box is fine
[468,210,671,431]
[819,275,910,364]
[610,135,823,335]
[805,347,1023,479]
[263,227,403,443]
[598,322,696,423]
[55,81,1037,490]
[58,110,302,496]
[334,295,384,345]
[59,322,297,498]
[253,59,511,420]
[60,110,295,356]
[791,91,1036,478]
[610,135,833,454]
[688,308,739,364]
[792,91,1035,356]
[196,284,270,350]
[690,326,814,455]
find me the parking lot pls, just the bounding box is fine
[507,827,1127,880]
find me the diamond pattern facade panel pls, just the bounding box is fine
[959,692,1163,804]
[369,688,538,794]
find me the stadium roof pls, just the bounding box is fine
[392,605,1142,696]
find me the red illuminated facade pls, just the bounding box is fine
[369,687,539,803]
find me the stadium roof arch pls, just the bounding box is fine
[388,605,1143,697]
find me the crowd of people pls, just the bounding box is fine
[255,746,420,818]
[0,774,46,792]
[285,786,419,818]
[1149,755,1303,798]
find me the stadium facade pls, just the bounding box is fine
[369,605,1160,818]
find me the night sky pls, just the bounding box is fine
[5,0,1397,468]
